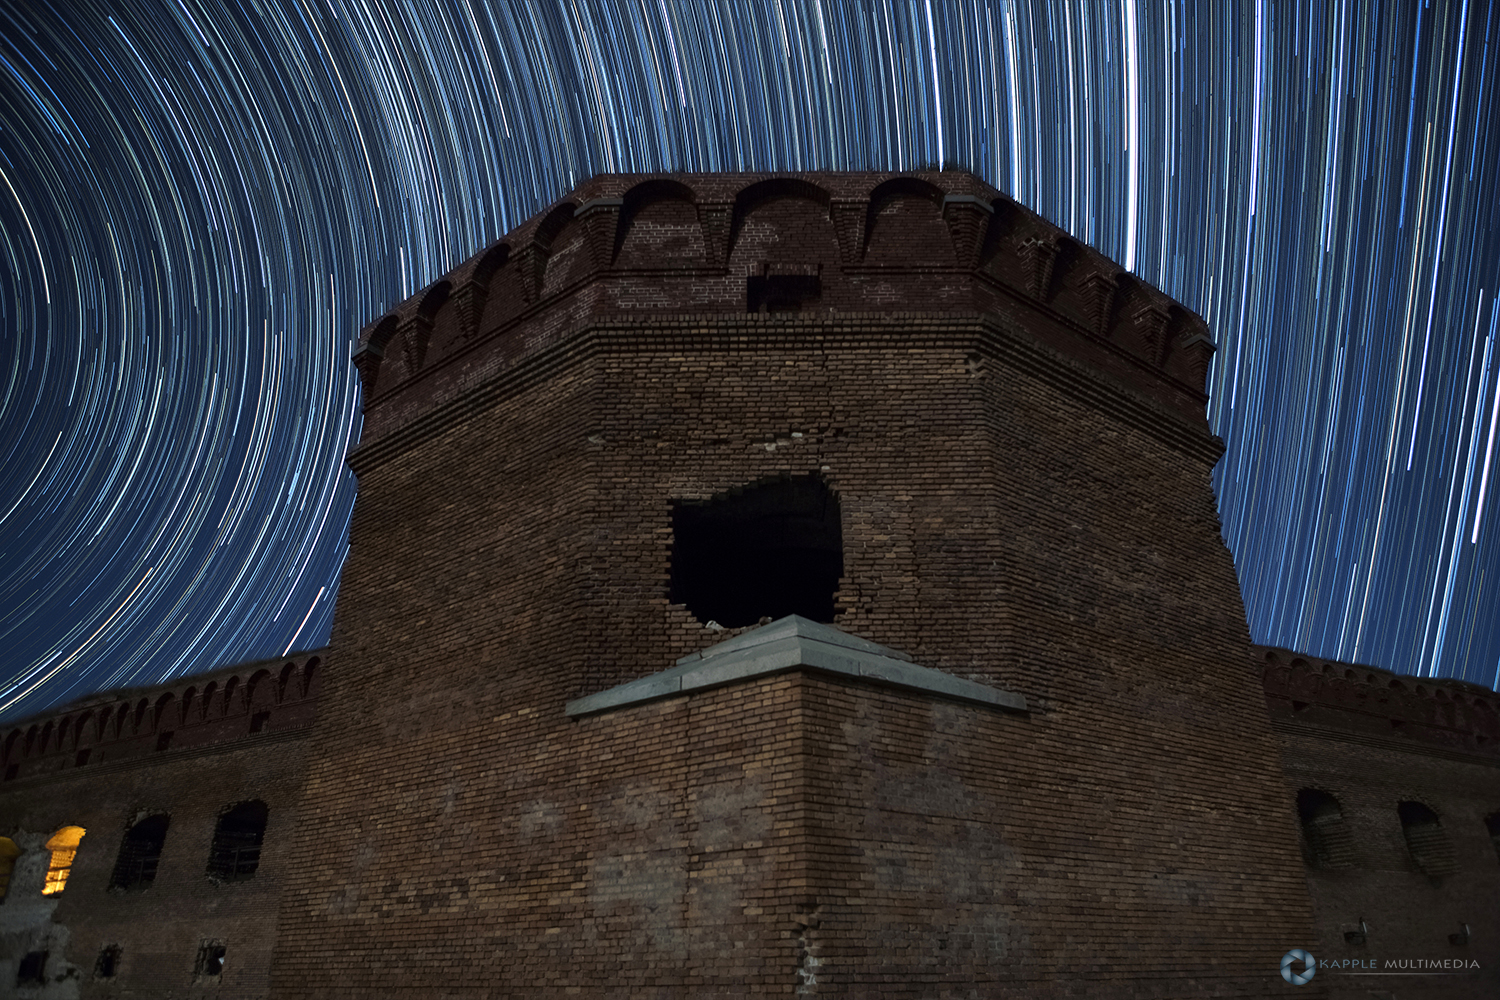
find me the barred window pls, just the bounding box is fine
[206,801,267,883]
[110,815,169,891]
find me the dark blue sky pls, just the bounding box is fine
[2,0,1498,723]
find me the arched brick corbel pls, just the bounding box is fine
[513,244,546,304]
[351,315,397,398]
[448,278,487,342]
[829,199,867,265]
[696,201,732,269]
[1168,315,1216,393]
[1017,236,1060,301]
[1128,299,1174,365]
[574,197,623,272]
[1079,270,1118,336]
[941,195,993,270]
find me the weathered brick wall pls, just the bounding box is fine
[0,653,320,999]
[1264,649,1500,999]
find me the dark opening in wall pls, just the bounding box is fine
[1487,812,1500,864]
[195,942,226,978]
[207,801,267,882]
[95,945,120,979]
[75,749,90,767]
[1398,800,1457,883]
[16,951,46,986]
[110,814,170,890]
[671,474,842,628]
[155,731,173,752]
[747,272,821,313]
[1295,789,1353,869]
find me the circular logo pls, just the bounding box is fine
[1280,949,1316,985]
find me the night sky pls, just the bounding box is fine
[2,1,1498,724]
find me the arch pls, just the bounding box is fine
[3,730,18,764]
[532,201,581,252]
[862,176,952,265]
[730,177,833,250]
[417,280,451,320]
[246,669,274,710]
[1398,800,1457,882]
[43,825,86,895]
[222,676,241,715]
[133,698,150,734]
[278,663,297,703]
[37,722,52,755]
[1295,788,1352,869]
[110,814,170,891]
[302,658,320,699]
[616,178,700,265]
[154,693,176,732]
[364,314,404,398]
[113,703,130,738]
[201,682,219,721]
[471,242,511,287]
[207,801,269,883]
[180,688,198,723]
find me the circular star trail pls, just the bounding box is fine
[2,0,1498,723]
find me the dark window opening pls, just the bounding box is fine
[155,731,173,752]
[1486,812,1500,865]
[747,273,821,313]
[250,712,270,734]
[1398,800,1457,883]
[16,951,46,986]
[1295,789,1352,869]
[671,475,843,628]
[75,749,91,767]
[4,765,17,782]
[110,814,169,890]
[95,945,120,979]
[195,942,226,978]
[207,801,267,882]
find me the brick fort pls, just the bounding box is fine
[1,172,1497,998]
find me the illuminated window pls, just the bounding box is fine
[42,826,85,895]
[0,837,18,900]
[207,802,267,882]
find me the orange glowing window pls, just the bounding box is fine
[42,826,85,895]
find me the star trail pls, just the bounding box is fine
[2,0,1498,723]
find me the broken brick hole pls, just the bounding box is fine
[671,475,842,628]
[196,942,227,977]
[95,945,121,979]
[16,951,46,986]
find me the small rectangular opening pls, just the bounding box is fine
[95,945,121,979]
[747,273,821,313]
[195,942,226,978]
[156,731,174,752]
[250,712,271,734]
[3,764,17,782]
[16,951,46,986]
[75,748,91,767]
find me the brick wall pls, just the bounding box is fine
[0,653,320,998]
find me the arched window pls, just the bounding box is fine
[207,801,267,882]
[109,815,169,890]
[1295,789,1352,869]
[42,826,86,895]
[1398,801,1457,882]
[0,837,19,900]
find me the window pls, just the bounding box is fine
[1486,812,1500,865]
[15,951,45,986]
[0,837,18,900]
[42,826,85,895]
[1295,789,1352,869]
[207,802,267,882]
[195,941,226,978]
[671,475,843,628]
[95,945,120,979]
[110,815,169,890]
[747,272,821,313]
[1398,801,1457,882]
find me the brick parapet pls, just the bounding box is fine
[1258,646,1500,760]
[352,172,1215,447]
[0,650,323,785]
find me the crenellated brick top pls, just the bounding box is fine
[0,650,323,783]
[352,171,1216,447]
[1259,646,1500,758]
